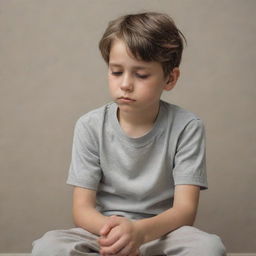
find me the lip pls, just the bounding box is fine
[118,97,136,102]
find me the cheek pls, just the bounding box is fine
[108,74,119,85]
[108,78,117,89]
[138,81,163,99]
[108,75,114,86]
[108,78,119,96]
[107,74,112,84]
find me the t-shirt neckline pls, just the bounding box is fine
[110,100,165,146]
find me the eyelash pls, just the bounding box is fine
[111,72,149,79]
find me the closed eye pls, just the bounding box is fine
[111,72,122,76]
[136,74,149,79]
[111,71,149,79]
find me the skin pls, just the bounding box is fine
[72,39,200,256]
[107,39,178,138]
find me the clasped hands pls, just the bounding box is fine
[98,215,144,256]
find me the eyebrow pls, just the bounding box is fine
[109,63,150,70]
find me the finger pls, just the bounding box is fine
[116,243,140,256]
[113,241,133,256]
[100,223,112,236]
[100,235,128,255]
[100,216,119,236]
[99,230,120,247]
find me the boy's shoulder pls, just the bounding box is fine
[75,102,114,128]
[161,100,203,124]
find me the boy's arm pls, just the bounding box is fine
[72,186,109,235]
[136,184,200,243]
[99,184,200,255]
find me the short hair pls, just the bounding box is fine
[99,12,186,78]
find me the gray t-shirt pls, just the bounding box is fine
[67,100,208,220]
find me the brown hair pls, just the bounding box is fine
[99,12,186,78]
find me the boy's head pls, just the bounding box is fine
[99,12,186,79]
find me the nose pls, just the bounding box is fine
[120,73,133,91]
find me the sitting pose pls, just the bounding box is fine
[32,12,226,256]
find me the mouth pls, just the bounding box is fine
[118,96,136,102]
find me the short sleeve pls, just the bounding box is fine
[173,119,208,189]
[66,118,102,190]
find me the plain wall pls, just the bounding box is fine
[0,0,255,253]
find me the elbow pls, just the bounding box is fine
[179,214,195,227]
[72,205,84,228]
[185,207,197,226]
[186,215,196,226]
[73,216,80,228]
[174,206,197,227]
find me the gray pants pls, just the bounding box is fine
[32,225,226,256]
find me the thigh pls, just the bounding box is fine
[140,226,226,256]
[32,227,100,256]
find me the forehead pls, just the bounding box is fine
[109,39,161,71]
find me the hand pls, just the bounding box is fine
[98,215,144,256]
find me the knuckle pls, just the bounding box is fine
[110,246,118,254]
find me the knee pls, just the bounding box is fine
[197,234,226,256]
[32,230,64,256]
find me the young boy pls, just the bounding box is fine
[32,12,226,256]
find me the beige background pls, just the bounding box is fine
[0,0,255,253]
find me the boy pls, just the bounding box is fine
[32,12,226,255]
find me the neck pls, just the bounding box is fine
[117,102,160,137]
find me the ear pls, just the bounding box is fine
[164,67,180,91]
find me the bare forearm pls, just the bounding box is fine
[72,187,109,236]
[73,206,109,236]
[136,185,200,243]
[135,206,196,243]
